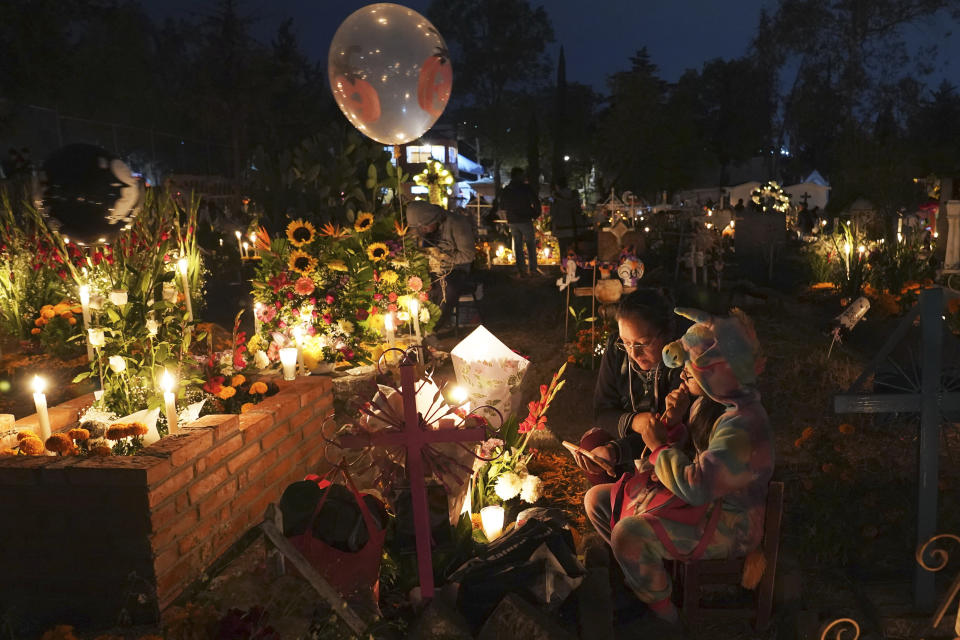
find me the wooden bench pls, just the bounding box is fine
[674,481,784,630]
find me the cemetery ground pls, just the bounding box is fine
[5,264,960,640]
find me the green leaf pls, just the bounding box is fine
[72,371,94,383]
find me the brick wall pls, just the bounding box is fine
[0,376,333,631]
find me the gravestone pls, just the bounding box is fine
[736,209,785,281]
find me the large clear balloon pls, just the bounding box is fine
[41,144,140,244]
[329,3,452,145]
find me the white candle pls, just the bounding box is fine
[160,369,178,435]
[279,347,298,381]
[79,285,94,362]
[408,297,422,339]
[235,230,243,258]
[242,241,249,260]
[254,302,263,334]
[177,258,193,322]
[480,505,504,540]
[384,311,395,346]
[292,326,305,375]
[31,375,53,455]
[249,233,258,259]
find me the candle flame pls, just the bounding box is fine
[31,375,46,394]
[160,369,175,393]
[79,285,90,305]
[450,385,468,404]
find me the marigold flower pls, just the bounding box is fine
[126,422,148,437]
[68,428,90,442]
[19,437,45,455]
[354,212,374,232]
[35,317,47,327]
[249,381,269,395]
[41,308,57,320]
[838,423,855,435]
[203,376,225,395]
[59,311,73,320]
[1,447,17,456]
[91,445,113,457]
[68,317,77,325]
[288,249,317,275]
[231,374,246,387]
[45,433,73,454]
[367,242,389,262]
[793,438,804,448]
[106,424,130,440]
[240,402,255,413]
[800,427,815,440]
[285,219,317,247]
[218,386,237,400]
[17,430,37,441]
[31,327,42,335]
[470,513,483,530]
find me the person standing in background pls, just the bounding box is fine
[499,167,540,277]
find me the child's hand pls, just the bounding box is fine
[662,384,691,426]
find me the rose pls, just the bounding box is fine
[88,328,106,347]
[325,295,335,304]
[108,355,126,373]
[145,319,159,336]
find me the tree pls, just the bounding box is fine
[427,0,554,189]
[550,46,567,186]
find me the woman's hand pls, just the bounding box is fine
[573,443,618,478]
[662,384,691,426]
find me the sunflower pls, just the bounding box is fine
[319,222,351,239]
[327,259,348,272]
[354,212,375,233]
[367,242,389,262]
[288,249,318,275]
[286,220,317,247]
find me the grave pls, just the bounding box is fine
[0,376,334,631]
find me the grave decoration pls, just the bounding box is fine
[451,325,529,422]
[751,180,791,213]
[413,159,454,208]
[0,192,281,456]
[248,214,440,370]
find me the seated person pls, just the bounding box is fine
[576,289,684,484]
[583,308,773,631]
[405,200,476,329]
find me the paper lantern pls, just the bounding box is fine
[451,326,529,421]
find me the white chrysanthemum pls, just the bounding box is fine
[520,474,543,504]
[419,308,430,323]
[254,350,270,369]
[338,320,355,335]
[494,471,522,501]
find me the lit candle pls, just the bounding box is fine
[292,326,305,375]
[31,375,53,454]
[450,385,470,414]
[408,297,422,340]
[480,505,504,540]
[177,258,193,322]
[235,230,243,258]
[384,311,395,346]
[242,241,249,260]
[160,369,178,435]
[279,347,298,381]
[249,233,258,259]
[254,302,262,334]
[79,285,94,362]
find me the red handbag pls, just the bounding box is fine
[290,466,386,597]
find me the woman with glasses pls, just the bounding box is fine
[574,289,686,484]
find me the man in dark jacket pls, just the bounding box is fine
[498,167,540,276]
[550,177,582,257]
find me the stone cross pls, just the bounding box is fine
[834,287,960,607]
[339,355,487,600]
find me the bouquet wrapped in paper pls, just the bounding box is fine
[451,326,529,421]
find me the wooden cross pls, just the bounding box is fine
[834,287,960,607]
[339,355,487,600]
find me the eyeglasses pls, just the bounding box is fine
[615,337,659,356]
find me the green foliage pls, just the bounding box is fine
[868,233,932,296]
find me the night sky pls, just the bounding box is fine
[144,0,960,90]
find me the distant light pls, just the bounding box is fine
[563,155,570,162]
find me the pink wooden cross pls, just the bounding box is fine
[339,356,486,600]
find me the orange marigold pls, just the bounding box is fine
[240,402,255,413]
[41,308,57,320]
[68,428,90,442]
[1,447,17,456]
[19,437,45,455]
[249,381,268,395]
[45,433,73,454]
[90,445,113,457]
[217,386,237,400]
[17,430,37,441]
[838,423,855,435]
[31,327,41,335]
[106,424,130,440]
[793,438,804,448]
[470,513,483,530]
[231,374,246,387]
[800,427,815,440]
[126,422,148,437]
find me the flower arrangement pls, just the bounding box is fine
[471,363,566,511]
[249,209,438,367]
[751,180,791,213]
[412,159,454,208]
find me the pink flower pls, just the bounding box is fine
[419,292,429,302]
[370,306,380,315]
[322,314,332,324]
[408,276,423,292]
[258,305,276,323]
[373,293,383,301]
[286,292,294,300]
[325,295,335,304]
[295,277,315,296]
[388,303,397,312]
[388,292,397,302]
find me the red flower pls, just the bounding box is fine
[325,295,335,304]
[419,292,429,302]
[356,309,369,320]
[373,293,383,301]
[203,376,225,394]
[322,314,332,324]
[388,292,397,302]
[57,270,67,279]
